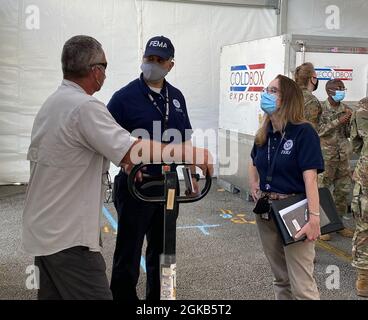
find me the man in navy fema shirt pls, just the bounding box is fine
[107,36,193,301]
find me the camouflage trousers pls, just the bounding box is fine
[318,159,351,216]
[352,182,368,270]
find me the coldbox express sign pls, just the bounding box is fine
[229,63,265,103]
[315,67,353,81]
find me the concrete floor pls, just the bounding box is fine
[0,180,364,300]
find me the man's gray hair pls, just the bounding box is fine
[61,35,104,78]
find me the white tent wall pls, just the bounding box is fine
[0,0,140,184]
[0,0,278,184]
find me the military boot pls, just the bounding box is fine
[319,234,331,241]
[337,227,354,238]
[356,269,368,297]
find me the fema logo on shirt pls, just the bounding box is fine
[173,99,183,113]
[281,140,293,155]
[173,99,181,109]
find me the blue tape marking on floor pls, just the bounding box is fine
[102,208,218,269]
[140,256,147,273]
[102,206,147,273]
[102,206,118,231]
[177,218,220,235]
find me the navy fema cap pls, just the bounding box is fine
[144,36,175,60]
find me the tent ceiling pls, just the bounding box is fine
[154,0,279,9]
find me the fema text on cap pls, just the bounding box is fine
[149,40,168,48]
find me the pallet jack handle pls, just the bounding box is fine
[127,162,212,204]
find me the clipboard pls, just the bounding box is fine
[271,187,344,246]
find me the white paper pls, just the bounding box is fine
[279,198,308,217]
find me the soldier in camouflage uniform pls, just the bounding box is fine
[318,79,354,239]
[350,97,368,297]
[294,62,322,130]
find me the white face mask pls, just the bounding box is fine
[141,62,168,82]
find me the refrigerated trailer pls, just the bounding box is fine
[218,34,368,197]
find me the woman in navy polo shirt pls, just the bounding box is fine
[248,74,324,300]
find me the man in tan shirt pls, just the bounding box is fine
[23,35,213,300]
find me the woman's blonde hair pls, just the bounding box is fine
[294,62,315,88]
[255,74,306,146]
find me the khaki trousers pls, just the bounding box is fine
[256,214,320,300]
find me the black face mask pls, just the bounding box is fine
[311,78,319,91]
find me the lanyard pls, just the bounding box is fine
[265,132,286,190]
[147,86,170,135]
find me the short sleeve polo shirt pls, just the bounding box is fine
[107,73,192,142]
[251,122,324,194]
[22,80,136,256]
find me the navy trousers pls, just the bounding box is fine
[110,170,176,301]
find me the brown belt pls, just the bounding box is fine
[260,191,295,200]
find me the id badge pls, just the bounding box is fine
[162,131,170,143]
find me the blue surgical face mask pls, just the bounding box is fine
[140,62,168,82]
[260,92,278,115]
[332,90,345,102]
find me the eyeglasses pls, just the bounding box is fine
[90,62,108,70]
[263,86,280,94]
[102,171,112,203]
